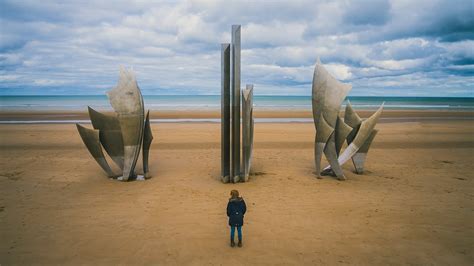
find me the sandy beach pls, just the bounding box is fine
[0,111,473,265]
[1,109,473,121]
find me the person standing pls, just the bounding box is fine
[226,190,247,247]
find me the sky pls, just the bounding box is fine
[0,0,473,96]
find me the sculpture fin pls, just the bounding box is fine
[316,113,334,143]
[351,103,383,148]
[88,106,121,130]
[76,124,116,177]
[344,101,362,144]
[352,129,378,174]
[99,130,124,169]
[330,103,384,169]
[344,101,362,128]
[323,133,346,180]
[335,116,352,156]
[142,110,153,178]
[87,106,124,168]
[314,114,334,177]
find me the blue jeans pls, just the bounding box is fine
[230,226,242,241]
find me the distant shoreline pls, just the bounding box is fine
[0,109,472,124]
[1,95,473,112]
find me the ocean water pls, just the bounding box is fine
[1,95,473,111]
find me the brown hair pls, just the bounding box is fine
[230,189,239,199]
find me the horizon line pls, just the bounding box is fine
[1,95,473,98]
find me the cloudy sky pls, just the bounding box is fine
[0,0,473,96]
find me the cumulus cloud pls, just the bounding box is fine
[0,0,472,96]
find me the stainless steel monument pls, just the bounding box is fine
[76,67,153,181]
[312,59,383,180]
[221,25,254,183]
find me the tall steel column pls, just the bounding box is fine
[231,25,241,182]
[221,43,231,183]
[242,84,253,181]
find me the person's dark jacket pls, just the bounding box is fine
[227,197,247,226]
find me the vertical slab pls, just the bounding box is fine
[242,84,253,181]
[249,87,254,175]
[221,43,231,183]
[231,25,241,183]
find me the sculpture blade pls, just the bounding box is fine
[314,113,334,176]
[351,103,383,148]
[344,101,362,128]
[344,102,362,144]
[323,133,346,180]
[88,106,124,168]
[142,110,153,178]
[76,124,116,177]
[352,129,378,174]
[99,130,124,168]
[88,106,121,130]
[107,67,145,181]
[335,116,352,156]
[332,103,384,168]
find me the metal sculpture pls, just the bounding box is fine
[76,67,153,181]
[312,60,383,180]
[221,25,255,183]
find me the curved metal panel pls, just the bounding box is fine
[344,102,362,128]
[99,130,124,168]
[352,129,378,174]
[87,106,125,168]
[334,104,384,168]
[344,102,362,144]
[335,116,352,156]
[142,110,153,178]
[88,106,121,130]
[323,133,346,180]
[314,109,335,176]
[352,104,383,148]
[76,124,116,177]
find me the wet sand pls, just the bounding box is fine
[0,115,473,265]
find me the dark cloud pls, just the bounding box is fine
[343,0,391,26]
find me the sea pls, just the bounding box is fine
[1,95,473,111]
[0,95,472,123]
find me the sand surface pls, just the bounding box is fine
[1,109,473,120]
[0,119,473,265]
